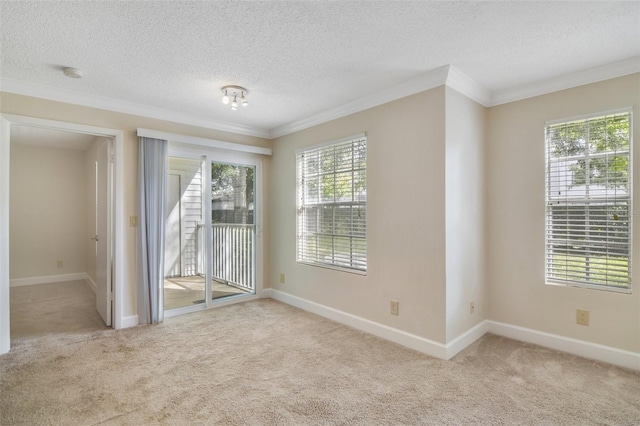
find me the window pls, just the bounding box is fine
[545,111,632,291]
[296,134,367,273]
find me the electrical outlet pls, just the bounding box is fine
[57,260,63,268]
[129,215,138,227]
[390,300,399,316]
[279,273,285,284]
[576,309,590,326]
[470,301,475,314]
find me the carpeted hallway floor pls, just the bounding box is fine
[1,299,639,425]
[10,280,109,338]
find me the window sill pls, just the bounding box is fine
[545,279,632,294]
[297,260,367,276]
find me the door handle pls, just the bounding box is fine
[91,235,100,242]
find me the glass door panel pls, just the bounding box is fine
[211,162,256,300]
[164,157,206,310]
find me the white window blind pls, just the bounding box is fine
[296,135,367,272]
[545,111,632,290]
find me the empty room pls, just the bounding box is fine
[1,1,639,424]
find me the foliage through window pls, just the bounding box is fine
[545,111,632,290]
[296,135,367,272]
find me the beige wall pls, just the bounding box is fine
[1,92,272,319]
[445,87,488,342]
[10,143,88,279]
[271,88,448,343]
[487,73,640,352]
[3,73,638,355]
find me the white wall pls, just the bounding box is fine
[487,73,640,353]
[445,87,488,342]
[10,143,88,280]
[271,88,448,343]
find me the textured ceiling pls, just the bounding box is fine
[1,1,639,137]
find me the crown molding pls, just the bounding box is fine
[3,57,638,141]
[490,56,640,106]
[271,64,495,138]
[0,78,271,139]
[445,66,492,107]
[269,66,451,139]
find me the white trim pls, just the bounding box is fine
[264,289,448,359]
[2,114,120,138]
[1,114,126,333]
[10,273,88,287]
[270,66,450,138]
[85,274,97,294]
[0,78,271,139]
[138,128,272,156]
[112,126,125,330]
[491,56,640,106]
[446,320,491,359]
[488,321,640,371]
[263,289,640,370]
[121,315,139,329]
[446,66,492,107]
[0,116,10,354]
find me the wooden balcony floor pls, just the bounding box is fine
[164,275,250,311]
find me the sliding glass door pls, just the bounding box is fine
[164,152,258,315]
[210,162,255,300]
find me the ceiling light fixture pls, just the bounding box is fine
[62,67,82,78]
[221,85,248,110]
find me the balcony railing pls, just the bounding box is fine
[211,224,255,291]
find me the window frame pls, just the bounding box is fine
[544,108,633,293]
[296,133,367,275]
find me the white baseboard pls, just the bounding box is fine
[446,320,491,359]
[264,289,448,359]
[121,315,139,328]
[264,289,640,370]
[488,320,640,371]
[85,275,97,294]
[10,273,88,287]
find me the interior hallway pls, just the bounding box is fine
[10,280,108,338]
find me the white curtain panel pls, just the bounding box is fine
[137,137,167,324]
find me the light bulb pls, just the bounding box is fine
[231,95,238,110]
[222,90,229,104]
[241,93,248,107]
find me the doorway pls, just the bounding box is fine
[9,127,112,335]
[163,148,260,317]
[0,114,124,354]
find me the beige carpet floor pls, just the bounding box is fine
[10,280,109,338]
[1,299,639,425]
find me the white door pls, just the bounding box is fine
[95,140,112,326]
